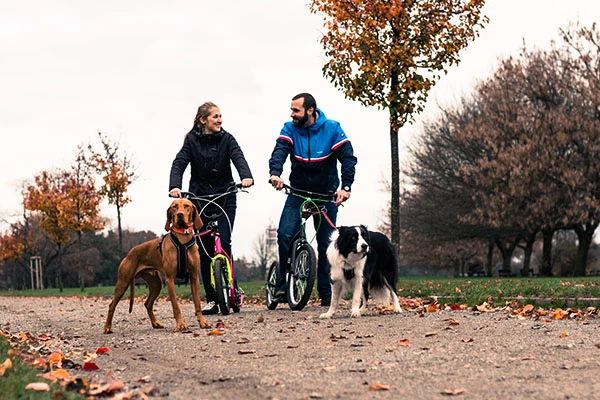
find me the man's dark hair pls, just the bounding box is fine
[292,93,317,113]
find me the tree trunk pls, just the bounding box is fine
[540,228,554,276]
[521,231,537,276]
[58,244,64,292]
[486,239,494,277]
[573,222,598,276]
[389,116,401,256]
[78,231,85,291]
[117,203,123,257]
[495,239,517,276]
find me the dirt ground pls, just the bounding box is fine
[2,295,600,400]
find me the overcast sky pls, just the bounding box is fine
[2,1,599,260]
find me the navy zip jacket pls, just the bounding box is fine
[269,108,357,194]
[169,128,253,196]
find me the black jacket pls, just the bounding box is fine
[169,128,253,196]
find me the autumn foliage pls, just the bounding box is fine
[309,0,488,250]
[403,22,600,276]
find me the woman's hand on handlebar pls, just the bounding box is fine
[241,178,254,188]
[269,175,284,191]
[169,188,182,198]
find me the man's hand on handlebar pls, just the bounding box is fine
[335,189,350,206]
[169,188,182,198]
[269,175,284,191]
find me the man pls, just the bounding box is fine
[269,93,357,306]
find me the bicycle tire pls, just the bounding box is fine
[213,259,231,316]
[265,261,280,310]
[287,242,316,311]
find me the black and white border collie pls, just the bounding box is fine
[320,225,402,318]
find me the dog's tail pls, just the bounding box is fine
[129,279,135,313]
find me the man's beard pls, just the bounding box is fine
[293,113,309,128]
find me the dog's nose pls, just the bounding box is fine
[361,243,368,252]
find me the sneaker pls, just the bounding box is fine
[320,296,331,307]
[273,289,287,303]
[201,301,218,315]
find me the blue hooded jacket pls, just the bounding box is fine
[269,108,357,194]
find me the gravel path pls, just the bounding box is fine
[2,296,600,399]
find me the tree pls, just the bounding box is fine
[309,0,488,252]
[25,171,73,290]
[88,132,136,256]
[64,145,105,289]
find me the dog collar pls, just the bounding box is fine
[171,225,194,234]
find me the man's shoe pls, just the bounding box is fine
[201,301,218,315]
[321,296,331,307]
[273,289,287,303]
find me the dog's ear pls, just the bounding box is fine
[192,204,203,230]
[165,205,173,231]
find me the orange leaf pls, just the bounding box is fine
[0,358,13,376]
[207,329,224,336]
[369,381,390,391]
[48,351,64,365]
[398,338,410,346]
[522,304,534,313]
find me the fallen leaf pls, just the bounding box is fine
[207,329,224,336]
[560,332,569,338]
[83,362,99,371]
[48,351,64,366]
[369,381,390,391]
[32,357,47,369]
[442,388,466,396]
[322,366,336,372]
[25,382,50,392]
[398,339,410,346]
[95,347,110,354]
[0,358,13,376]
[237,338,250,344]
[257,316,264,323]
[425,331,437,337]
[238,349,256,354]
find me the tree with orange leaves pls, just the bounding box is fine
[308,0,488,251]
[25,164,104,290]
[88,132,136,256]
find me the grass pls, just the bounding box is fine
[0,336,84,400]
[2,277,600,308]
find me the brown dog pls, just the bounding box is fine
[103,198,211,333]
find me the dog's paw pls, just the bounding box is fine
[176,322,189,331]
[394,307,403,314]
[103,326,113,334]
[199,321,212,329]
[350,310,361,318]
[319,312,332,319]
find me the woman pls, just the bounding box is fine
[169,102,253,315]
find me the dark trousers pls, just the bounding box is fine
[197,199,236,303]
[276,195,338,299]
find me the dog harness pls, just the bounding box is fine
[158,232,196,281]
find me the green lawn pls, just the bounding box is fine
[2,277,600,308]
